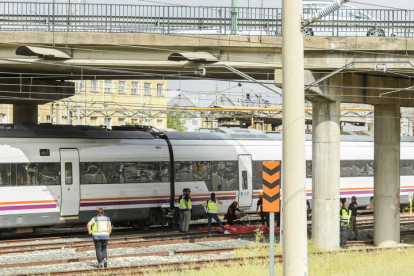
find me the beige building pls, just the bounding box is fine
[0,79,168,129]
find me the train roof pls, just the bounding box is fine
[1,124,414,142]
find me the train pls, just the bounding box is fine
[0,124,412,233]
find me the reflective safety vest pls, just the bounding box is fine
[179,196,192,210]
[340,209,352,227]
[207,200,218,213]
[92,217,110,238]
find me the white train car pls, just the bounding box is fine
[0,124,412,233]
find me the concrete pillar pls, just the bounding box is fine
[312,101,341,250]
[374,105,400,247]
[281,0,308,274]
[13,104,38,124]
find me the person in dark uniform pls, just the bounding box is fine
[340,202,352,249]
[349,196,359,240]
[256,193,269,226]
[225,200,240,225]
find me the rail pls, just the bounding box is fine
[0,2,413,37]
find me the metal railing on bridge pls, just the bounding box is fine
[0,2,412,37]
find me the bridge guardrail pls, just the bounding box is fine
[0,2,412,37]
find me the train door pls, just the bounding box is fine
[60,149,80,217]
[238,154,253,207]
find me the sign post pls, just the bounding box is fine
[262,161,281,276]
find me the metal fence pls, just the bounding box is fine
[0,2,412,37]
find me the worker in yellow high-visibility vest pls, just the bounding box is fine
[202,193,231,235]
[178,188,192,232]
[340,202,352,249]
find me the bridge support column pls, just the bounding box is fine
[13,104,38,124]
[312,100,340,250]
[374,105,400,247]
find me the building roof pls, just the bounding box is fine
[167,92,197,108]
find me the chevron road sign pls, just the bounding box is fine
[262,161,281,212]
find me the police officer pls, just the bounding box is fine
[340,202,352,249]
[202,193,230,235]
[178,188,187,232]
[256,193,269,226]
[87,208,112,268]
[349,196,359,240]
[179,188,192,232]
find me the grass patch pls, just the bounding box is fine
[142,232,414,276]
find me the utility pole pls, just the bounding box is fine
[231,0,237,35]
[282,0,308,275]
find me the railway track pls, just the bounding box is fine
[0,231,256,255]
[9,243,412,276]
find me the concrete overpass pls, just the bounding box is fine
[0,32,413,79]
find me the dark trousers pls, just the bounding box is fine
[260,211,269,226]
[207,213,225,234]
[340,226,350,248]
[179,210,184,231]
[350,216,358,240]
[227,215,238,225]
[93,239,108,263]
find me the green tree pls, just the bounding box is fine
[167,104,187,132]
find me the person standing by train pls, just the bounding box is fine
[178,188,188,232]
[340,202,352,249]
[349,196,359,240]
[179,188,192,232]
[256,193,269,226]
[87,208,112,268]
[202,193,231,234]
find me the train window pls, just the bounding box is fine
[65,163,73,185]
[400,160,413,176]
[123,162,142,183]
[212,161,238,191]
[37,163,60,185]
[102,162,121,184]
[175,161,194,182]
[81,163,107,184]
[145,162,161,182]
[306,161,312,178]
[193,161,211,181]
[366,161,374,176]
[242,171,248,190]
[252,161,263,190]
[340,160,353,177]
[17,163,38,186]
[0,164,12,186]
[161,162,169,182]
[352,161,367,177]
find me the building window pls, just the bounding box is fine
[90,80,99,92]
[90,117,98,126]
[118,81,126,94]
[118,118,126,125]
[131,81,139,94]
[45,115,51,122]
[157,119,163,128]
[131,118,138,124]
[104,80,113,93]
[144,83,151,96]
[76,80,86,92]
[157,84,164,96]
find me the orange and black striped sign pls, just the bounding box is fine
[262,161,281,212]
